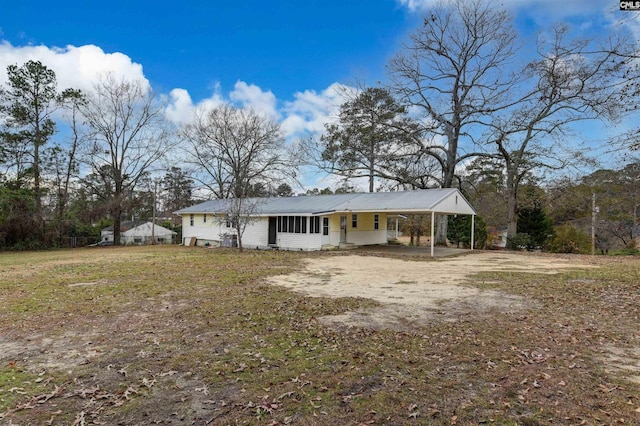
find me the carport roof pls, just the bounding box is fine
[175,188,476,216]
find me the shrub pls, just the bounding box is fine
[611,248,640,256]
[548,224,591,254]
[507,233,532,251]
[448,215,488,249]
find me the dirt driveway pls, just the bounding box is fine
[268,251,595,329]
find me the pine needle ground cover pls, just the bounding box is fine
[0,246,638,425]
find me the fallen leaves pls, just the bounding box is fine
[2,248,640,424]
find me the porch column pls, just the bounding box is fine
[430,211,435,257]
[471,215,475,251]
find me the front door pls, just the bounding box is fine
[340,215,347,243]
[268,217,277,245]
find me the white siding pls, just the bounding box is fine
[435,192,476,215]
[328,231,341,247]
[240,219,269,249]
[276,232,322,251]
[181,215,228,245]
[181,212,386,250]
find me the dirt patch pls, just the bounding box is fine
[268,251,594,329]
[601,345,640,384]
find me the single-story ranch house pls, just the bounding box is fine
[175,188,477,255]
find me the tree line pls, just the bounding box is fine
[0,0,638,250]
[309,1,639,247]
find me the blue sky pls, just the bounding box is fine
[0,0,638,188]
[0,0,415,101]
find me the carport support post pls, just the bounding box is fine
[430,211,435,257]
[471,215,475,251]
[395,217,399,239]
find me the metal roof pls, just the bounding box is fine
[175,188,476,216]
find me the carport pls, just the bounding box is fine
[348,188,477,257]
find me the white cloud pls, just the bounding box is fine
[0,40,358,148]
[164,80,356,139]
[164,88,195,125]
[0,41,149,93]
[281,82,354,137]
[229,81,279,120]
[165,81,281,126]
[164,86,225,125]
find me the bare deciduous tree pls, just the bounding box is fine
[489,24,638,242]
[181,104,293,251]
[388,0,518,243]
[81,74,172,245]
[46,89,85,244]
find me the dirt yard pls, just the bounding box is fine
[268,251,595,329]
[1,247,639,424]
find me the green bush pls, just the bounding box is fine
[611,248,640,256]
[448,215,488,249]
[548,224,591,254]
[507,233,532,250]
[517,205,553,250]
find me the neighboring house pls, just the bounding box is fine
[100,220,139,244]
[174,189,477,255]
[121,222,176,245]
[101,221,176,245]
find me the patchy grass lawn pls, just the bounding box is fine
[0,246,638,425]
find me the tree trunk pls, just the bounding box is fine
[114,181,123,246]
[236,224,244,252]
[113,213,121,246]
[33,142,41,220]
[436,140,457,245]
[506,178,518,247]
[436,215,448,247]
[369,151,375,193]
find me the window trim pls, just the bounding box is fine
[374,214,379,230]
[352,214,358,228]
